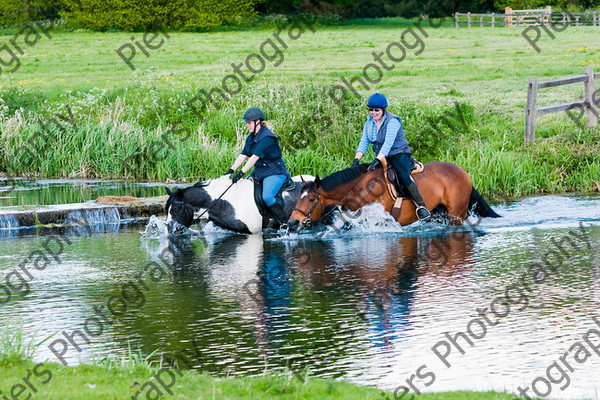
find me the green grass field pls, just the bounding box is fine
[0,19,599,197]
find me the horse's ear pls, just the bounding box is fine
[166,187,173,196]
[314,175,321,188]
[301,176,307,186]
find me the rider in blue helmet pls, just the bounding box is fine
[352,93,431,220]
[224,107,290,226]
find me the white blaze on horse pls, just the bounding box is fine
[165,175,314,234]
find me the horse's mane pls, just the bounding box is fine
[305,164,369,192]
[193,181,209,188]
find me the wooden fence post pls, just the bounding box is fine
[584,68,598,127]
[480,15,483,27]
[505,7,512,27]
[467,12,471,28]
[492,13,495,27]
[545,5,552,23]
[525,78,538,144]
[455,12,459,28]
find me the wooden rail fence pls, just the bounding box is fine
[525,68,599,144]
[455,8,600,27]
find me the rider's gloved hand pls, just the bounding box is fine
[223,168,234,176]
[232,170,244,183]
[367,158,381,171]
[351,158,360,167]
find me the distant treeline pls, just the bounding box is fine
[0,0,599,30]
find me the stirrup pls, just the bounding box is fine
[416,206,431,220]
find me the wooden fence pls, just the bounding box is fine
[505,6,551,27]
[455,9,600,28]
[525,68,599,144]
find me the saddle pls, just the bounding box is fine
[253,174,295,218]
[385,158,424,220]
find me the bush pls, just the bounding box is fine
[59,0,258,31]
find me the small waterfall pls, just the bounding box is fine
[0,215,19,229]
[0,215,20,238]
[65,207,121,233]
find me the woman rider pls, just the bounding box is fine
[224,107,290,225]
[352,93,431,220]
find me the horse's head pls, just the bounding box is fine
[288,164,386,232]
[165,187,194,234]
[288,176,325,232]
[165,183,213,234]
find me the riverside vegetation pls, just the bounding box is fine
[0,19,599,198]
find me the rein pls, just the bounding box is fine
[298,169,384,226]
[191,181,235,224]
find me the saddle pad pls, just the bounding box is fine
[411,161,424,174]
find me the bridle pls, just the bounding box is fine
[292,168,385,228]
[292,188,324,227]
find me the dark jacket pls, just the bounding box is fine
[241,126,288,180]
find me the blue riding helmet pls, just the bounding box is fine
[367,93,388,109]
[243,107,265,123]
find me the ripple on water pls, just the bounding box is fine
[0,195,599,399]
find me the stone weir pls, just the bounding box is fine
[0,196,169,229]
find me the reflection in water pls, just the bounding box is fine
[286,235,476,358]
[0,211,598,398]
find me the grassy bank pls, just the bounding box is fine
[0,359,528,400]
[0,21,599,197]
[0,322,527,400]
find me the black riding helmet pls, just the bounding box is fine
[242,107,265,122]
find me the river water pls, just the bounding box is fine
[0,187,599,399]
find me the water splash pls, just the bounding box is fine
[141,215,169,238]
[331,203,402,234]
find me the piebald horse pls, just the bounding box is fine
[166,175,314,234]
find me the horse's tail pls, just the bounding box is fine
[469,187,501,218]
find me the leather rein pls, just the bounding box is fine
[293,169,385,227]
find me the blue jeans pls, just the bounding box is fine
[262,174,287,206]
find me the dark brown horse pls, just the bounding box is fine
[288,160,500,231]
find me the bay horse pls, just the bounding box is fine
[165,175,314,234]
[287,161,500,232]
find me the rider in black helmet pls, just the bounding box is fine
[352,93,430,220]
[224,107,290,226]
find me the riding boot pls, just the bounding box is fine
[406,182,431,220]
[268,198,288,228]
